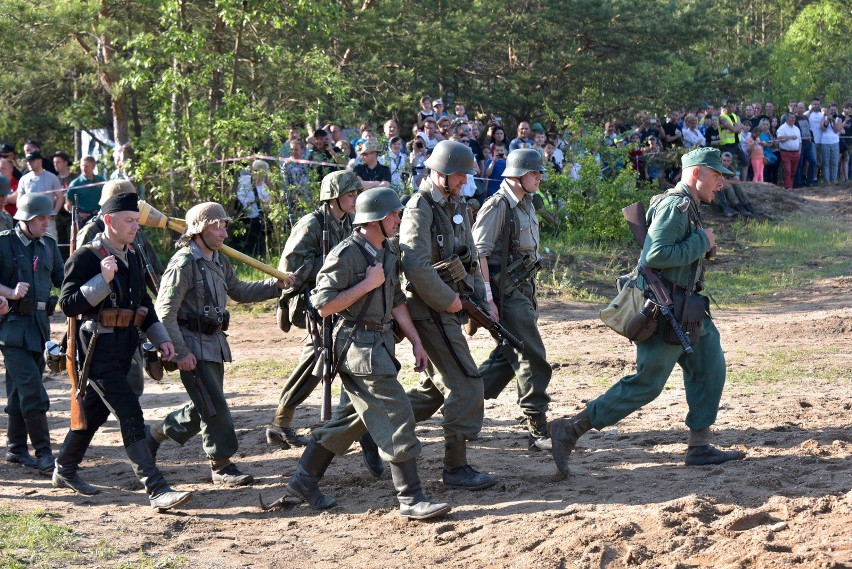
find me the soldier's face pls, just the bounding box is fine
[104,211,140,245]
[693,166,722,203]
[338,190,358,214]
[23,215,51,238]
[519,170,542,192]
[380,209,402,237]
[444,172,467,196]
[201,221,228,250]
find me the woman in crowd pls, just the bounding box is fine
[682,114,706,149]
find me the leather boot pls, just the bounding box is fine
[266,405,310,448]
[24,413,54,475]
[52,430,100,495]
[126,440,192,510]
[441,438,495,490]
[714,192,738,218]
[5,413,36,468]
[685,445,745,466]
[145,422,168,460]
[211,459,254,486]
[527,415,552,451]
[549,410,592,475]
[390,459,451,521]
[359,432,384,478]
[283,439,337,509]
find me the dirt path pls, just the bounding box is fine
[1,184,851,568]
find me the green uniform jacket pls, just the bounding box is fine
[0,210,13,232]
[640,183,711,287]
[155,241,279,362]
[472,182,540,266]
[311,232,405,377]
[0,227,64,351]
[399,180,485,321]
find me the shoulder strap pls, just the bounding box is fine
[497,194,516,314]
[418,190,452,260]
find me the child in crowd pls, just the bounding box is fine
[453,103,468,122]
[747,126,765,182]
[380,136,409,194]
[417,96,435,125]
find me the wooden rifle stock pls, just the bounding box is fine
[67,207,87,431]
[622,202,648,248]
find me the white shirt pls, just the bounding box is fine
[808,111,824,144]
[776,122,801,151]
[18,169,61,195]
[682,128,706,149]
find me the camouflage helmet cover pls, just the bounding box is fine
[320,170,363,201]
[185,202,232,235]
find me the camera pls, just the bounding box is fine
[415,141,424,149]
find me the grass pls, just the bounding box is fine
[727,346,852,385]
[0,508,79,568]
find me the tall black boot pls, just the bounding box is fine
[125,440,192,511]
[548,409,593,475]
[390,459,451,521]
[52,430,100,495]
[359,432,384,478]
[5,413,36,468]
[24,413,54,475]
[283,439,337,509]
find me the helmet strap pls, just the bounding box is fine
[20,220,36,239]
[379,218,390,240]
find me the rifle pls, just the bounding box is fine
[319,205,333,421]
[622,202,694,354]
[461,296,524,353]
[67,206,87,431]
[134,234,160,295]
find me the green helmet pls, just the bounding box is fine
[14,193,55,220]
[320,170,363,201]
[353,188,403,225]
[0,175,11,196]
[424,140,476,175]
[503,149,546,178]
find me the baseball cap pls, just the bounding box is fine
[25,151,42,161]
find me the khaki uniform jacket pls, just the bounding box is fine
[399,180,484,321]
[156,241,279,362]
[641,183,711,288]
[311,232,405,377]
[472,181,541,266]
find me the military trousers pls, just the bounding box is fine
[313,369,421,463]
[162,360,238,461]
[587,316,726,432]
[70,369,147,447]
[1,346,50,416]
[406,316,484,441]
[274,334,321,415]
[480,282,552,419]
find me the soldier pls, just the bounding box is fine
[0,175,14,231]
[147,202,292,486]
[472,149,553,450]
[77,179,163,397]
[0,193,64,473]
[52,192,191,510]
[266,171,382,474]
[399,140,495,490]
[276,188,450,521]
[549,147,746,474]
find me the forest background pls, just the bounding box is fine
[0,0,849,254]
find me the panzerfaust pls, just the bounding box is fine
[138,200,290,281]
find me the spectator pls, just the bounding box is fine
[436,116,453,140]
[65,155,105,226]
[682,114,706,149]
[304,128,346,178]
[704,114,721,148]
[795,102,817,187]
[757,119,779,185]
[776,112,802,189]
[455,121,484,174]
[807,99,824,179]
[714,151,755,217]
[747,124,765,183]
[420,117,442,149]
[379,136,409,194]
[433,98,449,118]
[603,121,618,146]
[22,140,57,175]
[543,142,562,174]
[17,150,62,237]
[719,101,750,174]
[52,152,75,256]
[452,103,468,122]
[508,121,534,152]
[235,159,273,256]
[483,142,507,197]
[819,102,845,183]
[659,110,684,149]
[417,96,435,125]
[0,143,22,180]
[282,139,311,205]
[840,103,852,182]
[353,140,392,190]
[382,119,400,146]
[408,137,428,190]
[279,126,303,158]
[634,112,660,141]
[489,125,508,153]
[0,158,18,216]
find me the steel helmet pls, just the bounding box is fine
[424,140,476,175]
[0,175,11,196]
[251,159,270,172]
[503,149,546,178]
[353,188,403,225]
[99,179,137,206]
[185,202,232,235]
[14,193,55,220]
[320,170,363,201]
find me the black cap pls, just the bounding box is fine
[0,143,14,154]
[25,151,42,161]
[101,192,139,214]
[53,151,72,163]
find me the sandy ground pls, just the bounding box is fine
[1,184,851,568]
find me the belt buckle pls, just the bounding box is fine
[36,302,47,311]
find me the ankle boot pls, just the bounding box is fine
[549,410,592,475]
[266,406,310,448]
[24,413,54,475]
[5,413,36,468]
[52,430,100,495]
[359,432,384,478]
[283,439,336,509]
[441,437,495,490]
[125,440,192,510]
[527,415,552,451]
[145,422,168,460]
[390,459,451,521]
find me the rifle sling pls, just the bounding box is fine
[428,308,478,377]
[497,195,515,316]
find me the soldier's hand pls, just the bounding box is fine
[447,294,463,313]
[177,352,197,371]
[412,342,428,373]
[364,263,385,290]
[159,342,176,361]
[277,273,296,290]
[488,299,499,322]
[702,227,716,249]
[0,296,8,315]
[100,255,118,283]
[12,282,29,300]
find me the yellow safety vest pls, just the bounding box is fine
[719,112,739,145]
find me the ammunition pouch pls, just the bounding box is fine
[44,341,66,373]
[180,309,230,335]
[663,293,706,347]
[502,255,541,295]
[455,244,473,272]
[433,255,467,286]
[100,308,135,328]
[141,342,164,381]
[46,295,58,317]
[624,299,659,342]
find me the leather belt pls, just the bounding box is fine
[9,300,47,312]
[344,320,393,333]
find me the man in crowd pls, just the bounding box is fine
[0,193,64,474]
[795,102,817,187]
[399,140,495,490]
[147,202,292,487]
[52,192,191,510]
[66,156,106,228]
[0,175,13,230]
[549,147,745,474]
[508,121,534,152]
[719,101,749,175]
[713,152,754,217]
[777,112,803,190]
[472,149,553,451]
[52,152,75,259]
[18,152,63,237]
[304,129,347,178]
[353,140,392,190]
